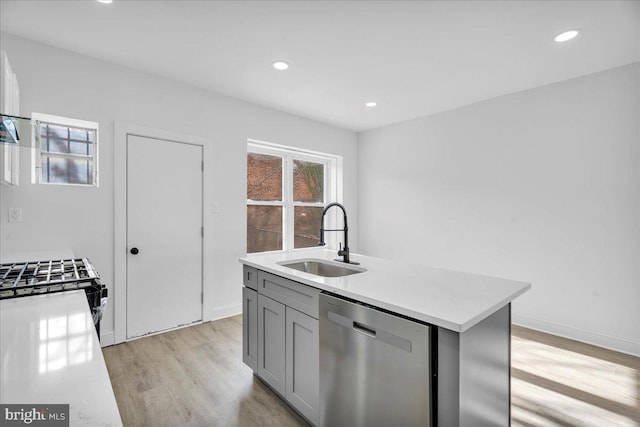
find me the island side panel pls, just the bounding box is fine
[459,303,511,426]
[437,304,511,427]
[437,327,460,427]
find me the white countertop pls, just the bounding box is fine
[240,249,531,332]
[1,291,122,426]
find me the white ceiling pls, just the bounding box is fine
[1,1,639,131]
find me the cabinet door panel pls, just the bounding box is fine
[286,307,319,425]
[258,294,286,396]
[242,287,258,371]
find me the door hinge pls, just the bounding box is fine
[201,292,204,304]
[201,226,204,237]
[202,161,204,171]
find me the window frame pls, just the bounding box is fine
[31,112,99,187]
[1,142,19,186]
[247,139,340,254]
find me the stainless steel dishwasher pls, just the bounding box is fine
[319,292,433,427]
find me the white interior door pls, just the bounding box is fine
[126,135,203,339]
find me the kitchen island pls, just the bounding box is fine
[240,248,531,427]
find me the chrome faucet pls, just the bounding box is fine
[318,202,359,265]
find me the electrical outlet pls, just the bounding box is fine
[8,208,22,223]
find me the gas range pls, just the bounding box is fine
[0,258,108,337]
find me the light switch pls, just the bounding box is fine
[212,201,221,214]
[8,208,22,223]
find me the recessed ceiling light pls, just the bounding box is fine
[365,101,377,108]
[554,29,580,43]
[273,61,289,71]
[97,0,113,3]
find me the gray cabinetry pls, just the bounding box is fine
[285,307,319,425]
[257,271,320,318]
[244,265,257,290]
[242,264,260,374]
[257,294,286,396]
[243,268,320,425]
[242,287,258,372]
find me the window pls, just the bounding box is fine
[247,141,340,254]
[32,113,98,186]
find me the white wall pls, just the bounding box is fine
[358,63,640,356]
[0,33,358,343]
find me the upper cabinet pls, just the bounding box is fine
[1,50,20,186]
[1,50,19,116]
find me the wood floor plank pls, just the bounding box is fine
[511,325,640,427]
[103,317,639,427]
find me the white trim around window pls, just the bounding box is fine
[247,139,342,253]
[31,112,99,187]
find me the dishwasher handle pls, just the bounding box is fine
[326,306,414,353]
[353,321,376,338]
[328,310,377,338]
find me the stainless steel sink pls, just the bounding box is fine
[278,259,365,277]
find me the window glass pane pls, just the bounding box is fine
[42,124,67,140]
[41,125,96,154]
[66,158,91,184]
[46,134,70,154]
[37,119,97,186]
[294,206,323,248]
[41,156,66,183]
[247,153,282,201]
[70,141,93,156]
[41,156,93,185]
[293,160,324,203]
[69,128,91,141]
[247,205,283,253]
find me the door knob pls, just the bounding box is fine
[130,247,139,255]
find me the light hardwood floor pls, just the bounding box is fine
[511,325,639,427]
[103,317,640,427]
[103,317,307,427]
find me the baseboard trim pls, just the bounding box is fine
[512,314,640,357]
[208,304,242,322]
[100,304,243,347]
[100,330,115,347]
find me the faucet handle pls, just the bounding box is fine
[338,242,347,256]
